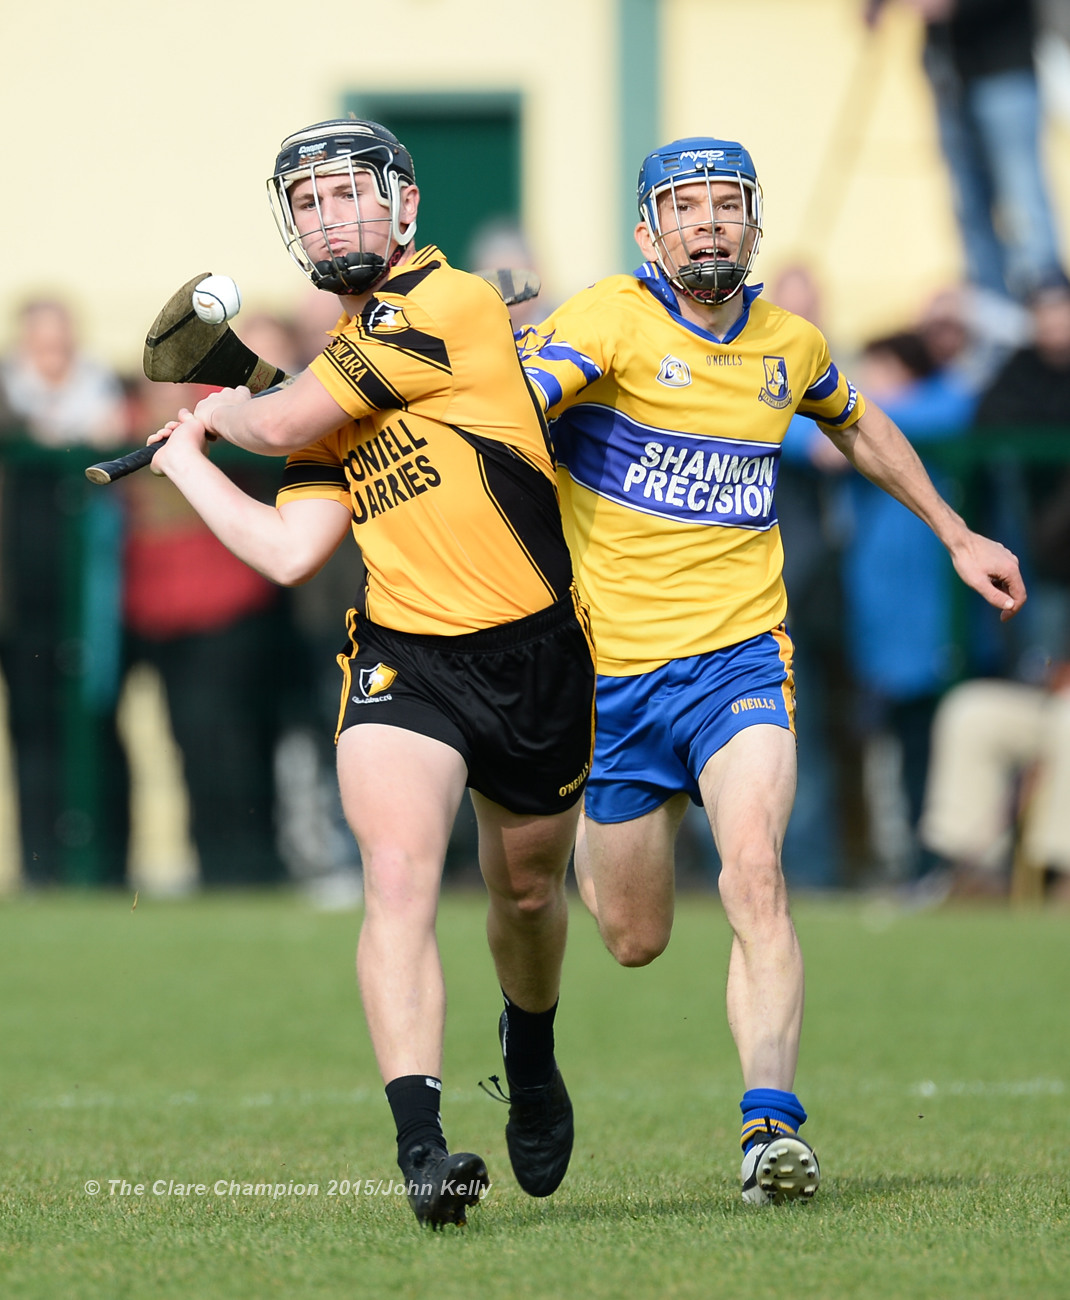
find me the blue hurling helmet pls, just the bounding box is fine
[637,137,763,304]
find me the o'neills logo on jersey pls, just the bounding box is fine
[758,356,791,409]
[656,355,691,387]
[553,407,781,531]
[356,662,397,701]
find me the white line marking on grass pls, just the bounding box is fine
[912,1078,1065,1098]
[30,1086,381,1111]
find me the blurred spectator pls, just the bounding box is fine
[974,281,1070,677]
[917,283,1017,394]
[119,377,290,887]
[767,265,861,887]
[0,298,128,886]
[467,218,552,327]
[869,0,1065,305]
[914,280,1070,901]
[920,667,1070,902]
[0,300,124,448]
[840,329,978,881]
[233,311,364,902]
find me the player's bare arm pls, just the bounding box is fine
[821,401,1026,621]
[148,411,352,583]
[193,366,351,456]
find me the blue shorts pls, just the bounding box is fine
[584,625,796,824]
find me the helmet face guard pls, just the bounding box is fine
[637,138,763,305]
[268,120,417,295]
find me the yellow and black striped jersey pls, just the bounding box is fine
[277,247,574,635]
[516,266,866,674]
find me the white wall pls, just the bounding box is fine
[0,0,617,369]
[3,0,1069,369]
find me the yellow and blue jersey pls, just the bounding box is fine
[516,264,865,675]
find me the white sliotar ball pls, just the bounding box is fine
[191,275,242,325]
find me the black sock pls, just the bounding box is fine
[385,1075,446,1166]
[501,992,557,1088]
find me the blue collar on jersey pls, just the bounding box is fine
[634,261,763,345]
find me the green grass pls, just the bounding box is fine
[1,890,1068,1299]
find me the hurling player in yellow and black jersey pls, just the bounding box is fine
[147,120,594,1229]
[516,136,1026,1205]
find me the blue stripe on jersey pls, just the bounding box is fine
[803,362,840,402]
[523,367,563,410]
[809,381,860,426]
[529,342,603,385]
[553,403,780,529]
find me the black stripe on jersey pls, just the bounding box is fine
[280,457,349,492]
[513,348,558,468]
[450,425,574,602]
[349,569,372,622]
[385,261,441,297]
[357,311,452,372]
[321,336,408,411]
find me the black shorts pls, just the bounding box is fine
[335,593,595,816]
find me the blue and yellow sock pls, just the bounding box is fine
[740,1088,807,1152]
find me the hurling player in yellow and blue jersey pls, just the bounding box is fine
[517,136,1026,1204]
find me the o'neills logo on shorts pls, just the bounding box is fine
[558,761,590,798]
[731,696,777,714]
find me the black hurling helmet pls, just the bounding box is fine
[268,119,417,295]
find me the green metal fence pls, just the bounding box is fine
[0,428,1066,885]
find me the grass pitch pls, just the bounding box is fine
[1,888,1068,1299]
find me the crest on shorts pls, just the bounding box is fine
[758,355,791,409]
[359,662,397,697]
[656,354,691,388]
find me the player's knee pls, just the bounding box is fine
[605,933,669,968]
[717,846,786,917]
[361,849,436,917]
[600,916,671,968]
[512,882,560,920]
[488,868,564,921]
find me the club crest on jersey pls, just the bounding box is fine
[366,302,410,334]
[758,356,792,409]
[656,355,692,388]
[358,663,397,697]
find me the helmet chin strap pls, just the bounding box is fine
[311,242,408,296]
